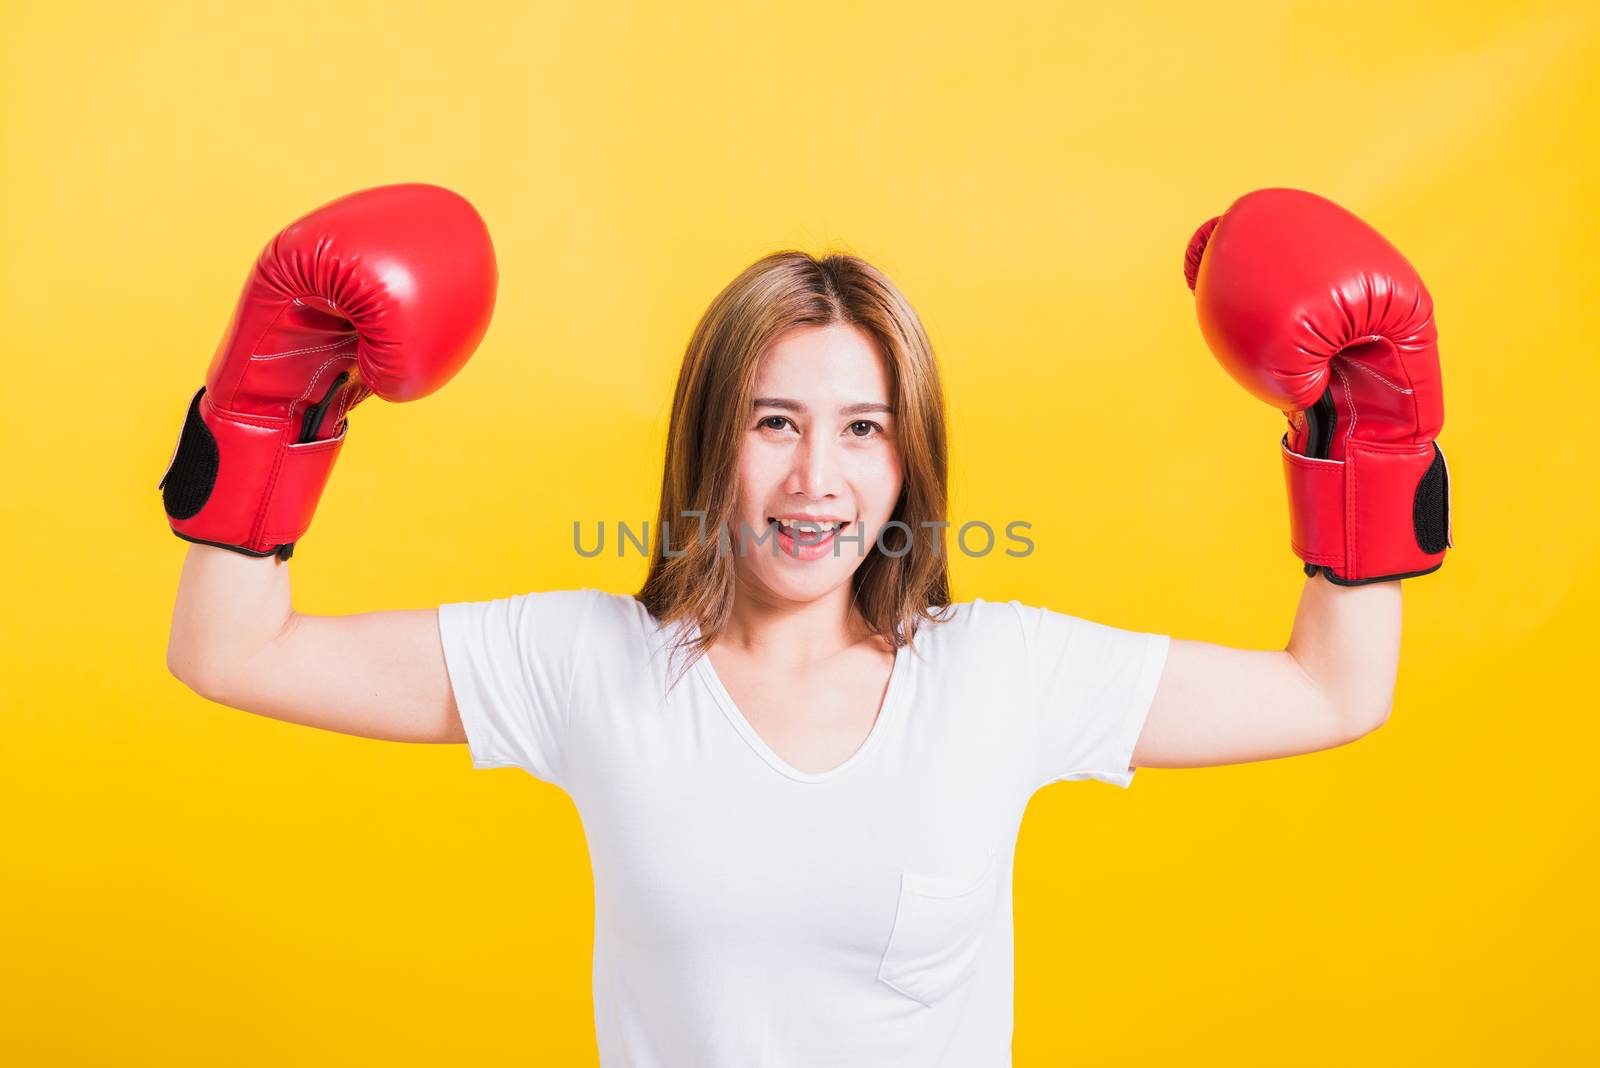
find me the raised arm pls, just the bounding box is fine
[1132,576,1398,768]
[1135,188,1450,769]
[167,543,464,744]
[159,184,497,745]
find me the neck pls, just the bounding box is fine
[717,576,877,670]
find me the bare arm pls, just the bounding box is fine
[166,543,464,744]
[1131,577,1401,768]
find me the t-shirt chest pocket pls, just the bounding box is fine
[875,851,999,1007]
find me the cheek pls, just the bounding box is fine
[857,450,904,516]
[736,443,783,506]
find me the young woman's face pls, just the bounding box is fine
[733,322,904,606]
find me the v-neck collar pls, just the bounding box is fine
[689,631,910,785]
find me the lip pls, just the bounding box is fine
[768,514,853,524]
[761,514,851,562]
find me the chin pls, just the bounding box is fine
[754,563,855,601]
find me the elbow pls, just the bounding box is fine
[166,645,222,701]
[1340,699,1393,744]
[166,645,195,688]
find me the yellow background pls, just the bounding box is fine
[4,1,1596,1063]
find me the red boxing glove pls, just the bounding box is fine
[1184,188,1451,585]
[159,183,497,559]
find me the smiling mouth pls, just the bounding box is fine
[767,517,849,545]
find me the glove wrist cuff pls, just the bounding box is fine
[159,387,347,560]
[1281,435,1451,585]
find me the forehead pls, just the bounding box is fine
[754,323,890,397]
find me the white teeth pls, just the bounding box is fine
[772,518,841,533]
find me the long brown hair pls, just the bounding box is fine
[637,250,952,679]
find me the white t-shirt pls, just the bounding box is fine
[437,589,1169,1068]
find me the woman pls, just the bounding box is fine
[164,184,1445,1066]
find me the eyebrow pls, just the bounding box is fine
[752,397,895,416]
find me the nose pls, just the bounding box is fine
[786,429,841,498]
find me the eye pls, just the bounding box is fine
[847,420,884,438]
[757,415,793,432]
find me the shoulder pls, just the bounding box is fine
[578,587,652,627]
[916,597,1070,630]
[911,598,1111,659]
[444,587,658,645]
[562,588,690,670]
[537,588,670,649]
[909,598,1036,652]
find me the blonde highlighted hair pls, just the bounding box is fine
[637,250,952,677]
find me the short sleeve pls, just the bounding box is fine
[437,587,600,788]
[1014,602,1171,790]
